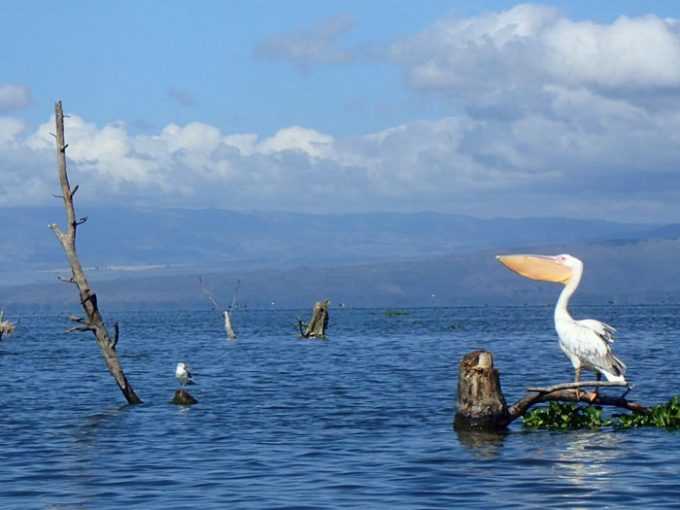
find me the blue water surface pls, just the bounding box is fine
[1,305,679,509]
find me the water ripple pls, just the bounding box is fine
[0,306,679,508]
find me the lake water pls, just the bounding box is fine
[1,305,679,509]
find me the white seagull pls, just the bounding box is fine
[175,362,195,387]
[497,253,627,399]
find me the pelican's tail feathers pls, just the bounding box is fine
[600,353,627,383]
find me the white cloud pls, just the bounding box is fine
[0,84,31,112]
[3,86,680,221]
[2,6,680,222]
[256,126,334,158]
[0,117,28,149]
[389,4,680,109]
[544,15,680,90]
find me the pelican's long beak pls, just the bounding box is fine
[496,254,572,284]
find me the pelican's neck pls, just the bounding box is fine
[554,266,582,322]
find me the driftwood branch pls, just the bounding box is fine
[49,101,141,405]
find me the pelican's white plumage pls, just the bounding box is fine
[175,362,195,386]
[497,254,626,385]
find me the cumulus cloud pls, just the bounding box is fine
[255,14,357,70]
[389,4,680,113]
[4,93,680,222]
[2,5,680,222]
[0,84,32,112]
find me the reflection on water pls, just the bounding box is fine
[552,431,623,487]
[454,428,507,458]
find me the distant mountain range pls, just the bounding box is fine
[1,206,679,310]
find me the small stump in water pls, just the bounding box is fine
[453,350,509,431]
[171,389,198,405]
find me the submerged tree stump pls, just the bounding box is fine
[171,389,198,405]
[453,351,510,431]
[0,310,16,340]
[299,299,330,338]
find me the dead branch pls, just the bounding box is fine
[199,276,237,339]
[0,310,16,340]
[112,322,119,350]
[526,381,628,392]
[49,101,141,405]
[506,388,649,425]
[66,325,96,333]
[198,276,221,312]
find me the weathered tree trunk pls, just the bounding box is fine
[224,310,236,340]
[49,101,141,405]
[453,351,510,431]
[300,299,330,338]
[453,350,648,431]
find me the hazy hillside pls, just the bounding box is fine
[4,239,680,312]
[1,207,679,310]
[0,206,670,279]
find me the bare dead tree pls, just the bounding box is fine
[48,101,141,405]
[454,351,647,431]
[199,276,238,339]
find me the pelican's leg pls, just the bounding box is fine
[574,367,581,400]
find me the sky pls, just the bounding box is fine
[2,0,680,223]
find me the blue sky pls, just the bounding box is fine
[2,1,680,222]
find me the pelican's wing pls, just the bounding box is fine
[560,319,626,378]
[578,319,616,343]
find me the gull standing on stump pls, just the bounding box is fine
[175,362,195,387]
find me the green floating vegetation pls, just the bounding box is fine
[522,397,680,430]
[616,396,680,429]
[385,310,410,317]
[522,402,611,429]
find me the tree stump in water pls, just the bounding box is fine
[171,389,198,405]
[453,351,510,431]
[299,299,330,338]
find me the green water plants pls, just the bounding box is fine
[522,401,611,429]
[616,396,680,429]
[522,396,680,430]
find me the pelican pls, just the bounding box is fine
[496,254,626,399]
[175,362,195,387]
